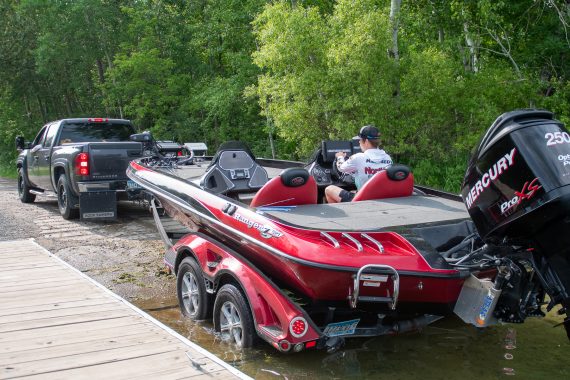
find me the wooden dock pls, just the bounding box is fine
[0,239,252,380]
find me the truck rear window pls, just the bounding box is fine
[58,123,135,144]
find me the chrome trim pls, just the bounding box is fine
[320,231,339,248]
[361,233,384,253]
[30,189,57,197]
[78,182,110,192]
[342,233,363,252]
[259,325,283,338]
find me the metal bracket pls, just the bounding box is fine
[150,198,173,249]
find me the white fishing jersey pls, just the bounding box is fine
[338,149,393,189]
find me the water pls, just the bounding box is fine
[137,296,569,379]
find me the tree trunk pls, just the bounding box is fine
[24,95,31,119]
[96,58,105,83]
[390,0,401,61]
[390,0,402,98]
[64,92,73,116]
[36,94,47,123]
[463,23,478,73]
[106,52,123,118]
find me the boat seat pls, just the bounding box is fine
[200,141,268,194]
[250,168,318,207]
[352,164,414,202]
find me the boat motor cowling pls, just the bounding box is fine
[462,109,570,243]
[461,109,570,338]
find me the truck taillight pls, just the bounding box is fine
[75,153,89,176]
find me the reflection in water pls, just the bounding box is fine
[502,328,516,375]
[137,296,570,379]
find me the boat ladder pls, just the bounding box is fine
[348,264,400,310]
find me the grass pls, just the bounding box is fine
[0,165,16,179]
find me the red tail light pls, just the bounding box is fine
[88,118,108,122]
[278,340,291,352]
[177,150,183,156]
[75,153,89,176]
[289,317,308,338]
[305,340,317,349]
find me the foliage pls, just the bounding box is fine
[0,0,569,192]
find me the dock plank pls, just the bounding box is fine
[0,296,113,316]
[0,309,134,333]
[15,351,225,380]
[0,293,108,311]
[0,302,128,324]
[0,323,153,351]
[0,240,250,380]
[0,316,145,343]
[0,331,175,366]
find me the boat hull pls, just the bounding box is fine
[128,161,471,316]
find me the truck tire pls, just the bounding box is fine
[17,168,36,203]
[57,175,79,220]
[176,257,212,320]
[213,284,256,348]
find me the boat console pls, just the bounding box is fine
[305,140,361,188]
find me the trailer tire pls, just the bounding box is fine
[17,168,36,203]
[176,258,212,320]
[57,175,79,220]
[213,284,256,348]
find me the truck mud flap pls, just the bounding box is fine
[79,190,117,221]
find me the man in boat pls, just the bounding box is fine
[325,125,393,203]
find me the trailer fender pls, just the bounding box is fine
[172,234,321,347]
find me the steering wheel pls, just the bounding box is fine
[331,156,355,185]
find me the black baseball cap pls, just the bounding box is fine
[357,125,379,140]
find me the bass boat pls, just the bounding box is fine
[127,109,570,351]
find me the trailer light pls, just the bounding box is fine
[293,343,304,352]
[75,153,89,176]
[278,340,291,352]
[289,317,308,338]
[305,340,317,349]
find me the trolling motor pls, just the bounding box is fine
[130,131,193,166]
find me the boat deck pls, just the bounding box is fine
[157,161,469,231]
[264,195,469,230]
[0,239,250,380]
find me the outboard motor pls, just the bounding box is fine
[461,109,570,338]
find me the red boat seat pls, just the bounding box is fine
[250,168,318,207]
[352,164,414,202]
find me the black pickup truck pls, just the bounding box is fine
[16,118,143,220]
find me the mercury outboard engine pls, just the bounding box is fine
[461,109,570,339]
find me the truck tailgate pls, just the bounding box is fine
[87,142,142,181]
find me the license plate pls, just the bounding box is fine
[127,180,142,189]
[82,211,115,219]
[322,319,360,337]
